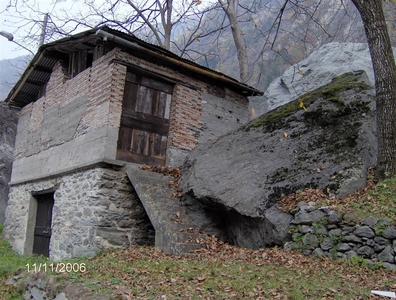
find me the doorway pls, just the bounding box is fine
[32,192,54,257]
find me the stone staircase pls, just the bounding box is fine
[124,164,207,255]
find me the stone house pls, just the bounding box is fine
[3,26,261,260]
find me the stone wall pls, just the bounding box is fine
[4,165,154,261]
[285,201,396,270]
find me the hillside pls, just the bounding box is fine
[174,0,396,106]
[1,174,396,299]
[0,55,29,101]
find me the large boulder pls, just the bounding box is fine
[180,70,376,249]
[258,42,396,114]
[0,102,18,224]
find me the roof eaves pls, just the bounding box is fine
[6,26,262,107]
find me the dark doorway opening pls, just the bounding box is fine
[32,192,54,257]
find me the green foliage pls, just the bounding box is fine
[345,256,383,271]
[0,227,48,279]
[374,221,389,235]
[346,176,396,222]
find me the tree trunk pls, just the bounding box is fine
[162,0,173,50]
[218,0,249,83]
[351,0,396,179]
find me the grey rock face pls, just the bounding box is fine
[181,70,377,249]
[357,246,375,258]
[328,211,341,224]
[343,235,362,243]
[303,234,319,249]
[0,102,18,224]
[259,42,396,114]
[336,243,352,252]
[378,246,395,263]
[320,237,334,251]
[312,248,325,257]
[354,226,376,238]
[382,227,396,239]
[292,210,326,226]
[181,193,293,248]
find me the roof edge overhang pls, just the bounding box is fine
[5,26,263,108]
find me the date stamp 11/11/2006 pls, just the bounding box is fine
[25,263,86,273]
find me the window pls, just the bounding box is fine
[68,50,94,78]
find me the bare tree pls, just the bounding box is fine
[1,0,213,52]
[218,0,249,83]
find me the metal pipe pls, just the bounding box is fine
[96,29,139,50]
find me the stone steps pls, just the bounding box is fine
[124,164,206,255]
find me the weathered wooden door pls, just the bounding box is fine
[33,193,54,257]
[117,72,172,165]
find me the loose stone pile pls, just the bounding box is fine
[284,201,396,270]
[5,272,67,300]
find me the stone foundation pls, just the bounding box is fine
[4,166,154,261]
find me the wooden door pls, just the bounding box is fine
[117,73,172,165]
[33,193,54,257]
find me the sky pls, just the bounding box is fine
[0,0,214,60]
[0,0,64,60]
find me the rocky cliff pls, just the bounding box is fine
[180,70,377,249]
[0,102,18,223]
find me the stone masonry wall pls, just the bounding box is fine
[4,166,154,261]
[285,201,396,270]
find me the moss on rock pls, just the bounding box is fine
[246,71,371,132]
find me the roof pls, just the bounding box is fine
[5,26,263,108]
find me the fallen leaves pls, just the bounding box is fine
[139,164,183,197]
[31,238,395,300]
[277,166,377,213]
[139,164,181,179]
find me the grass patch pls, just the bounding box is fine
[31,245,395,299]
[1,232,395,299]
[0,225,48,278]
[347,176,396,221]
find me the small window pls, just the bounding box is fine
[68,50,94,78]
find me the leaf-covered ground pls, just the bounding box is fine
[2,235,396,299]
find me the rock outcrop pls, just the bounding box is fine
[258,42,396,114]
[0,102,18,224]
[180,70,376,249]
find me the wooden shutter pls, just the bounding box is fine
[117,73,172,166]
